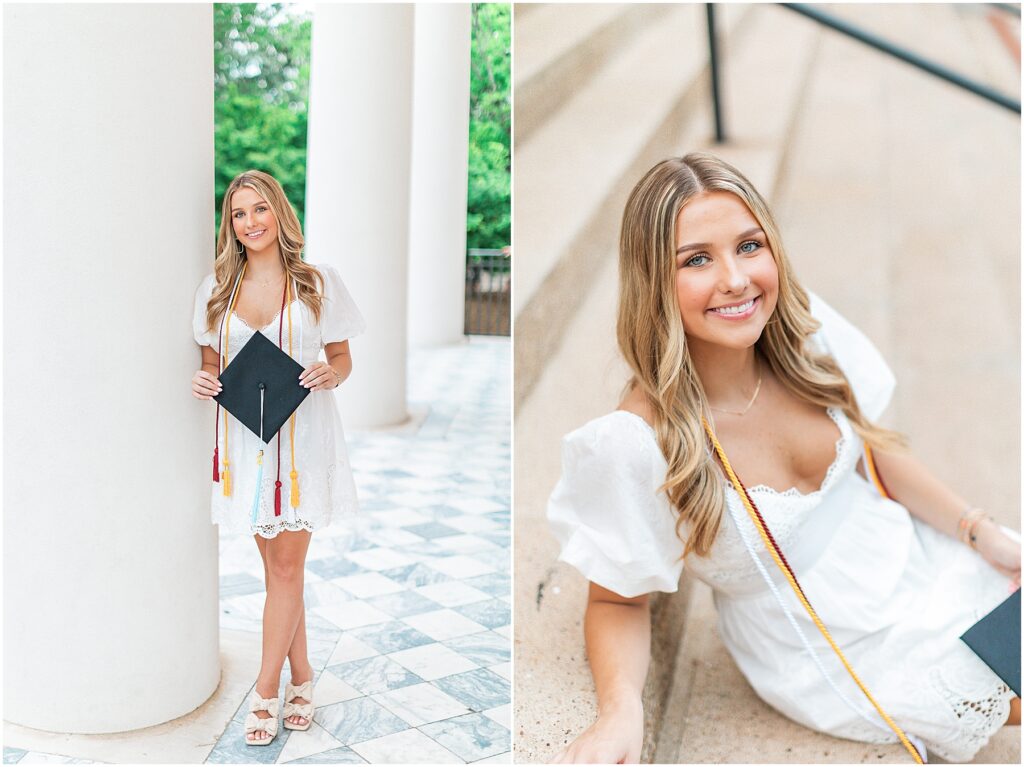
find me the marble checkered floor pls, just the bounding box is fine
[4,337,511,765]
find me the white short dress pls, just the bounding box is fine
[192,263,366,539]
[547,293,1016,762]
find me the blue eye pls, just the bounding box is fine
[684,253,710,267]
[739,240,762,254]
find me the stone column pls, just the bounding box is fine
[305,3,415,427]
[3,4,219,732]
[407,4,472,348]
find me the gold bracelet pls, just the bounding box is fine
[958,507,985,544]
[967,514,994,551]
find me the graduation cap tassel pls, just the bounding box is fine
[222,405,233,496]
[212,447,220,482]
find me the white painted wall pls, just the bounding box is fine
[306,3,415,427]
[3,4,220,733]
[407,4,472,348]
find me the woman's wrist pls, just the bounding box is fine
[326,364,341,388]
[598,689,643,718]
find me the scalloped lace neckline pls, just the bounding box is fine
[231,299,299,333]
[609,406,851,500]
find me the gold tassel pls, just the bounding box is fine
[222,463,232,496]
[289,469,300,508]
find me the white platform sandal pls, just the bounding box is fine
[244,692,280,746]
[282,680,314,731]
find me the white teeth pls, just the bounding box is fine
[247,230,265,238]
[711,298,755,315]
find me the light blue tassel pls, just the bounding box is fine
[250,451,264,524]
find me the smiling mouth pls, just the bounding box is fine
[246,230,266,239]
[707,296,760,316]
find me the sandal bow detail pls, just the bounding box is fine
[283,680,314,731]
[244,693,280,745]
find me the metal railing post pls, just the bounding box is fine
[706,3,726,143]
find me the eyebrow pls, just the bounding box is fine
[230,200,269,212]
[676,226,765,254]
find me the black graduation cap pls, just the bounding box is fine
[214,330,310,444]
[960,588,1020,696]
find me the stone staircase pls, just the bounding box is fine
[514,3,1020,764]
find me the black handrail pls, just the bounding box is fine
[989,3,1021,18]
[706,3,1021,142]
[782,4,1020,114]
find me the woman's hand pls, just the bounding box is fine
[974,519,1021,588]
[299,362,339,391]
[192,370,222,400]
[553,698,644,764]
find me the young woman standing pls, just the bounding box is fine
[191,170,365,745]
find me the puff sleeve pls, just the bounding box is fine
[317,263,366,347]
[808,291,896,420]
[192,273,217,347]
[547,413,685,598]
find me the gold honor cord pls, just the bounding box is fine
[287,280,300,510]
[863,442,891,499]
[702,418,924,764]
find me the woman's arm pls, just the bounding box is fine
[554,582,650,764]
[300,340,353,390]
[324,340,353,386]
[870,449,1020,585]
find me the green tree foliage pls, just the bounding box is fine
[467,3,511,251]
[215,4,511,253]
[214,3,311,234]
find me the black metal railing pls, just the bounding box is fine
[465,248,511,336]
[705,3,1021,142]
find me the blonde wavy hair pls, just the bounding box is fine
[201,169,327,335]
[617,152,905,558]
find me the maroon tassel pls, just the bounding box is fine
[274,481,282,516]
[213,447,220,482]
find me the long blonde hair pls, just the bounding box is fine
[617,152,905,558]
[202,170,326,334]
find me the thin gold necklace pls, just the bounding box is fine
[709,358,763,416]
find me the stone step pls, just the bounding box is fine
[514,4,676,144]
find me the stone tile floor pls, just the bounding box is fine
[4,338,511,765]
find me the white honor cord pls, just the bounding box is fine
[220,268,246,372]
[726,500,895,737]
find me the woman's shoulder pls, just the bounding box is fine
[564,409,657,450]
[559,409,661,492]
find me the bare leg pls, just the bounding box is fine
[255,534,314,728]
[247,530,312,741]
[1006,697,1021,727]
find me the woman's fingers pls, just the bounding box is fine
[192,371,222,399]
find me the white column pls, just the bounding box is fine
[407,4,472,348]
[306,4,415,427]
[3,5,219,733]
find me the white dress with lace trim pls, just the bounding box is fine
[192,263,366,539]
[546,292,1016,762]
